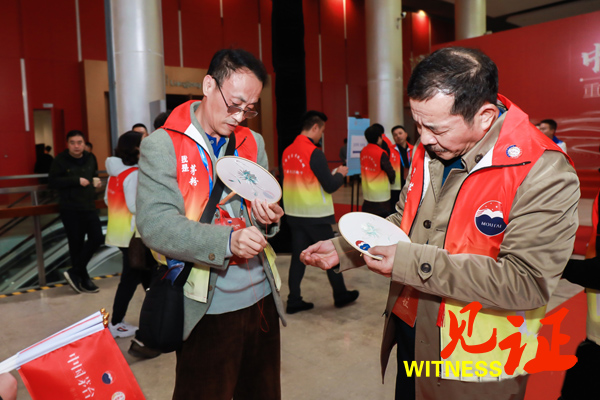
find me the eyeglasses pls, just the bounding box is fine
[213,77,259,119]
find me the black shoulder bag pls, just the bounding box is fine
[136,133,236,353]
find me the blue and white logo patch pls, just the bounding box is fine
[474,200,507,236]
[102,372,114,384]
[506,145,522,159]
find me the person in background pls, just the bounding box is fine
[84,141,98,168]
[153,110,172,131]
[34,144,54,184]
[375,123,391,157]
[49,130,103,294]
[282,111,358,314]
[389,125,413,205]
[104,130,153,339]
[538,119,567,153]
[339,138,349,186]
[380,126,398,209]
[132,123,148,138]
[559,189,600,399]
[34,144,54,174]
[136,48,285,399]
[360,124,395,218]
[340,138,348,166]
[301,47,579,400]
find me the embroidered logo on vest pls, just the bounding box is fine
[474,200,507,236]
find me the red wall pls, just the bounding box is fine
[0,0,436,176]
[434,11,600,171]
[303,0,368,163]
[4,1,596,178]
[0,0,275,178]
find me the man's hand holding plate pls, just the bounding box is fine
[364,244,397,278]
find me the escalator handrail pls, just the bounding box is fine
[0,174,49,181]
[0,199,107,219]
[0,172,108,181]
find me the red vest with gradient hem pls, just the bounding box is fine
[151,100,258,265]
[360,143,391,202]
[282,134,335,218]
[396,94,573,380]
[586,191,600,345]
[105,167,137,248]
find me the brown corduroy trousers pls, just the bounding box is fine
[173,294,281,400]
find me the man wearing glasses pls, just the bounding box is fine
[137,48,286,399]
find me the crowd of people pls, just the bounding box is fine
[8,45,596,400]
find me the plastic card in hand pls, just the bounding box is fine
[216,156,282,203]
[338,212,410,260]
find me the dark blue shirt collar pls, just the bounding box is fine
[207,135,227,156]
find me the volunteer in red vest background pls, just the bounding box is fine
[360,124,396,218]
[282,111,359,314]
[390,125,413,206]
[136,49,285,399]
[300,47,579,400]
[104,130,153,340]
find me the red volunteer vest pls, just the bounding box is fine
[360,143,391,202]
[164,101,258,223]
[395,94,574,377]
[105,167,137,248]
[282,134,335,217]
[395,94,573,323]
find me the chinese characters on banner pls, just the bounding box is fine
[582,43,600,99]
[18,329,145,400]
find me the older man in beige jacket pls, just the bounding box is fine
[302,47,579,400]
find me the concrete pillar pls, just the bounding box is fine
[365,0,404,131]
[455,0,486,40]
[107,0,166,139]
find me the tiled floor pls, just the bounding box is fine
[1,253,399,400]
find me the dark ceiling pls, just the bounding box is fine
[402,0,600,34]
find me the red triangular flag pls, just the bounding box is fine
[19,328,145,400]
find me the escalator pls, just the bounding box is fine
[0,185,122,295]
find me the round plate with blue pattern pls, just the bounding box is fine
[216,156,282,203]
[338,212,410,260]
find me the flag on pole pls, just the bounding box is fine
[0,311,145,399]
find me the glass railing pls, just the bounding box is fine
[0,174,122,295]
